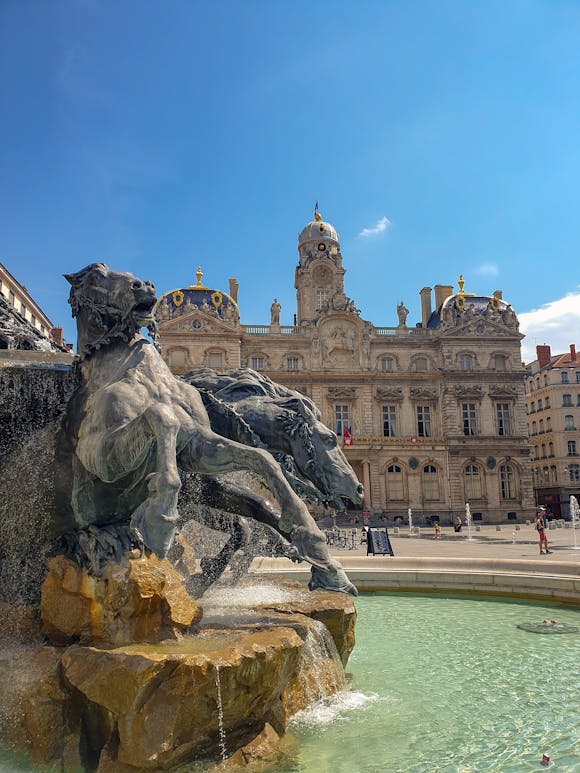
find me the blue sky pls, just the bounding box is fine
[1,0,579,360]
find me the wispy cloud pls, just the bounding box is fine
[518,288,580,363]
[474,262,499,278]
[358,216,391,238]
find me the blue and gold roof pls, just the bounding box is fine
[155,266,239,322]
[427,275,513,328]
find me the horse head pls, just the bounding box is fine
[65,263,158,360]
[277,397,364,509]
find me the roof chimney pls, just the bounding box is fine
[536,344,551,369]
[570,344,576,362]
[228,277,239,303]
[420,287,432,328]
[434,284,454,310]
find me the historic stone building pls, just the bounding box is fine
[525,343,580,518]
[0,262,68,352]
[156,211,535,524]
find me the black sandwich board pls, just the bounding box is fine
[367,527,395,556]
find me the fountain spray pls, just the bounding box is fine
[570,495,580,550]
[465,502,473,541]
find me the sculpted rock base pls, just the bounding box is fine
[2,573,355,771]
[41,553,203,646]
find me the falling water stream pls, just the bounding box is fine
[214,665,228,761]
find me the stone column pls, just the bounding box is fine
[362,460,371,510]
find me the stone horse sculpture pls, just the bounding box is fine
[179,368,364,589]
[55,263,357,595]
[184,367,363,509]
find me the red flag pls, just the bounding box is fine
[343,426,353,446]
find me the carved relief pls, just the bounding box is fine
[489,384,518,397]
[328,387,356,399]
[375,387,404,402]
[410,386,438,400]
[453,384,483,398]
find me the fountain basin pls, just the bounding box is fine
[0,577,354,771]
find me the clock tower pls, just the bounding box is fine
[294,208,347,324]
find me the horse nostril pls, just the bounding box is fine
[357,484,364,496]
[131,280,143,290]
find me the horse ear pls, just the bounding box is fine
[64,263,108,288]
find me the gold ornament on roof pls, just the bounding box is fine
[211,291,223,308]
[190,266,208,290]
[455,274,475,311]
[172,290,184,307]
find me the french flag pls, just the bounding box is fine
[343,426,353,446]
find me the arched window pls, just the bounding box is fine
[532,421,537,435]
[386,464,404,500]
[464,464,482,499]
[413,356,428,372]
[422,465,439,500]
[499,464,516,499]
[459,353,472,371]
[493,354,506,371]
[207,350,223,368]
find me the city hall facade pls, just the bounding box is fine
[155,211,535,524]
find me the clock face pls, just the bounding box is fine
[317,242,326,252]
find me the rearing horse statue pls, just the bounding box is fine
[56,263,358,595]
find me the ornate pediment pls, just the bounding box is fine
[489,384,518,398]
[438,317,522,340]
[452,384,483,399]
[159,310,237,335]
[410,386,438,400]
[375,387,404,402]
[328,387,356,399]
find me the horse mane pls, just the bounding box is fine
[65,263,158,361]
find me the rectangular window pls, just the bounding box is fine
[568,440,577,456]
[380,356,394,372]
[315,288,331,310]
[251,357,264,370]
[335,405,349,435]
[462,403,477,436]
[563,394,573,407]
[565,415,575,430]
[416,405,431,437]
[562,372,569,383]
[496,403,511,436]
[382,405,397,437]
[576,372,580,383]
[287,357,299,371]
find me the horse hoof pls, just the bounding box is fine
[308,566,358,596]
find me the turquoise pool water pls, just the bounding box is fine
[283,594,580,773]
[2,594,578,772]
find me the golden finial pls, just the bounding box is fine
[314,200,322,222]
[195,266,203,287]
[458,274,465,295]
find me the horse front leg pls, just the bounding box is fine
[179,431,357,595]
[129,405,182,557]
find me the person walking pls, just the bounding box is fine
[433,520,440,539]
[535,507,551,554]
